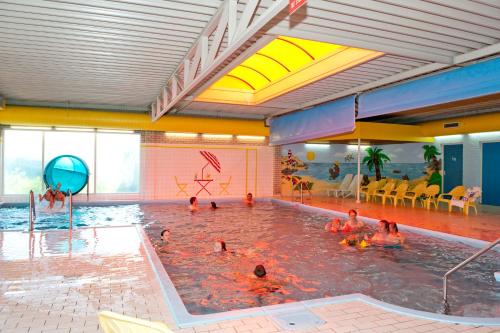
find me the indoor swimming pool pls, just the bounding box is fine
[140,201,499,318]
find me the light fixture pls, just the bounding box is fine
[202,133,233,139]
[165,132,198,138]
[236,135,266,141]
[434,134,464,140]
[55,127,94,132]
[305,143,330,149]
[468,131,500,138]
[10,125,52,131]
[97,129,134,134]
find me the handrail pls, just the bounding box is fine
[441,238,500,314]
[29,190,36,232]
[69,190,73,229]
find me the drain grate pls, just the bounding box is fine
[270,310,325,330]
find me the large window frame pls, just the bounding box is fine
[0,127,141,196]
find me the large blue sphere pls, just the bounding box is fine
[44,155,89,195]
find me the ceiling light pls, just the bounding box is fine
[10,125,52,131]
[97,129,134,134]
[55,127,94,132]
[165,132,198,138]
[202,133,233,139]
[468,131,500,138]
[236,135,266,141]
[305,143,330,149]
[434,134,463,140]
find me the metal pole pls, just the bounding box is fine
[69,190,73,229]
[29,190,35,232]
[441,238,499,314]
[356,138,361,203]
[300,182,304,204]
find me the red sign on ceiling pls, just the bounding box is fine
[289,0,306,14]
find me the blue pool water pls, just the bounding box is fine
[0,204,142,230]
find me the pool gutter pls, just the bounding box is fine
[136,200,500,328]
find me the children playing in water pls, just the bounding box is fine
[364,220,403,247]
[342,209,364,232]
[324,218,341,233]
[39,182,66,209]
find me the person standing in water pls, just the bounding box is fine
[244,193,254,206]
[189,196,198,211]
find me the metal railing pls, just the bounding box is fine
[68,190,73,229]
[441,238,500,314]
[29,190,36,231]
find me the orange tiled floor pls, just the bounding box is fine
[278,195,500,242]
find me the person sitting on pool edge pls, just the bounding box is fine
[54,182,66,208]
[39,184,56,209]
[342,209,364,232]
[189,196,198,211]
[244,192,254,206]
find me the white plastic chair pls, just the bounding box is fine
[327,173,353,197]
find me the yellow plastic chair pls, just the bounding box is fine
[386,182,409,206]
[373,182,396,204]
[360,181,379,202]
[219,176,232,195]
[376,178,388,190]
[403,182,427,208]
[174,176,188,196]
[98,311,173,333]
[419,185,440,210]
[436,185,465,212]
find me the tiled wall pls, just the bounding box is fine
[140,132,275,200]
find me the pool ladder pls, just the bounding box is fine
[441,237,500,315]
[28,189,74,231]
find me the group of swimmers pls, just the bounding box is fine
[188,192,255,212]
[39,182,67,209]
[325,209,405,247]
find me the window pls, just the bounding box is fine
[2,129,140,195]
[96,133,140,193]
[3,130,43,194]
[44,131,95,193]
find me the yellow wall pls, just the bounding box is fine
[0,106,269,136]
[420,112,500,136]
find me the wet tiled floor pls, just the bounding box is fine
[0,226,498,333]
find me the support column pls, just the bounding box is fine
[356,137,361,203]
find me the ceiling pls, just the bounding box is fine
[1,0,499,120]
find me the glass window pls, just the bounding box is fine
[96,133,140,193]
[3,130,43,194]
[44,131,95,193]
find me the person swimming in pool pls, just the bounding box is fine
[189,196,198,211]
[342,209,364,232]
[325,218,341,233]
[161,229,171,243]
[388,222,405,244]
[210,201,218,209]
[39,184,56,209]
[213,240,227,252]
[244,192,254,206]
[366,220,390,245]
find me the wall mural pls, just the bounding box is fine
[281,143,437,195]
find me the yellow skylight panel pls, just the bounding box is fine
[195,36,383,105]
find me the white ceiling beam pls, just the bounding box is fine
[153,0,289,120]
[234,0,259,42]
[227,0,238,43]
[453,42,500,64]
[267,26,454,64]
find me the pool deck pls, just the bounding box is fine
[277,195,500,242]
[1,226,498,333]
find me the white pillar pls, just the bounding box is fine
[356,137,361,203]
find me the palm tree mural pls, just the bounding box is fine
[422,144,441,172]
[362,147,391,181]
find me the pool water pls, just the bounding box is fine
[0,204,142,230]
[141,202,499,317]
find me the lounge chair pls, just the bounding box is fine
[373,182,396,204]
[174,176,188,196]
[403,182,427,207]
[418,185,440,210]
[450,187,481,215]
[327,174,353,197]
[98,311,173,333]
[219,176,231,195]
[339,174,360,198]
[386,182,409,206]
[360,181,379,202]
[436,185,465,212]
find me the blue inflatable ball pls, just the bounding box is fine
[44,155,89,195]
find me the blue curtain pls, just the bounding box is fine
[270,95,355,145]
[358,57,500,119]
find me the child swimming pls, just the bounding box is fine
[189,196,198,211]
[342,209,364,232]
[388,222,405,244]
[325,218,342,233]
